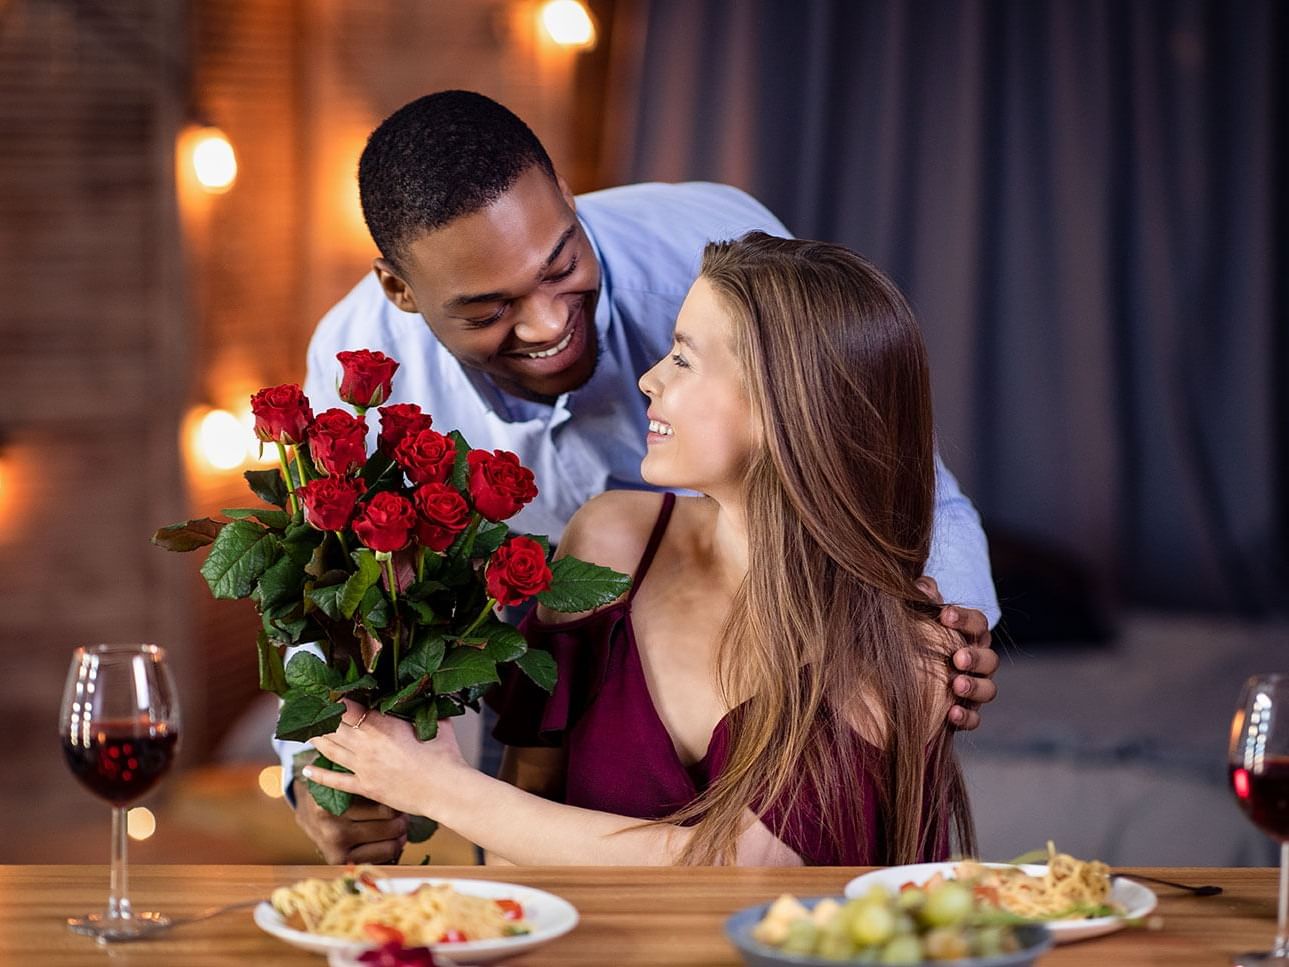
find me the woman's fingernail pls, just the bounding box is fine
[301,767,314,780]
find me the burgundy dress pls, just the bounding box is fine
[489,492,948,865]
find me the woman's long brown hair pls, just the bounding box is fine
[667,232,976,865]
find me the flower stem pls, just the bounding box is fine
[334,531,351,558]
[459,597,497,640]
[384,555,399,605]
[460,513,482,559]
[276,443,300,517]
[416,546,427,584]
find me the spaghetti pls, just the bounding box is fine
[954,842,1119,920]
[270,867,531,944]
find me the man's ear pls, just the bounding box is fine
[373,258,419,314]
[556,173,576,213]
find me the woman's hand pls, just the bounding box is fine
[304,699,469,818]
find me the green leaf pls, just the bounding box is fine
[405,814,438,843]
[307,582,346,621]
[359,452,404,492]
[256,631,288,696]
[379,676,428,713]
[340,549,382,619]
[448,430,471,492]
[413,701,439,740]
[478,622,527,663]
[333,674,376,695]
[523,534,552,557]
[399,631,447,682]
[435,696,465,717]
[407,599,438,623]
[515,648,558,693]
[222,507,292,530]
[245,468,289,508]
[151,518,224,552]
[431,648,500,693]
[537,556,632,613]
[200,519,280,599]
[275,689,345,741]
[473,522,509,558]
[284,651,341,694]
[358,585,390,630]
[305,753,353,816]
[257,553,306,616]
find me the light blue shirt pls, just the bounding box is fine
[281,182,999,793]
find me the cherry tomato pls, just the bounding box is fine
[495,899,524,920]
[363,923,405,945]
[437,929,467,943]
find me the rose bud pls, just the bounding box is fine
[308,408,368,477]
[394,427,457,486]
[412,482,472,553]
[467,450,538,522]
[378,403,433,456]
[297,476,366,532]
[353,491,418,553]
[337,349,399,410]
[250,384,314,446]
[485,536,552,607]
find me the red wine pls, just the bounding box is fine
[1230,757,1289,840]
[62,721,178,806]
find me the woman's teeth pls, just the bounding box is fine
[648,420,674,436]
[522,328,575,359]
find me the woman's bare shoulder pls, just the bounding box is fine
[556,490,669,572]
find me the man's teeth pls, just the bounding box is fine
[523,328,574,359]
[648,420,674,436]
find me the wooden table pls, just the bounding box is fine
[0,865,1279,965]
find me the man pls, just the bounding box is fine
[282,90,1000,864]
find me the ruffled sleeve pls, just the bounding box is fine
[485,605,623,747]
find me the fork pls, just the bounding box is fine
[91,898,262,944]
[1114,872,1223,896]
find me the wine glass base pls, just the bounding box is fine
[1231,952,1289,966]
[67,911,170,942]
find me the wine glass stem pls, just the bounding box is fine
[108,806,132,921]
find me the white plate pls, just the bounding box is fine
[844,863,1156,944]
[254,876,578,965]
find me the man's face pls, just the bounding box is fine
[377,166,601,403]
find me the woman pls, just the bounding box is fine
[307,232,976,865]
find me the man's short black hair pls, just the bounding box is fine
[358,90,557,268]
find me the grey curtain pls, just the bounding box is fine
[603,0,1287,615]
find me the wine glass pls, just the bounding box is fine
[59,644,181,941]
[1229,673,1289,964]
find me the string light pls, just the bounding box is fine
[180,125,238,194]
[257,765,285,799]
[126,807,156,841]
[194,408,248,471]
[539,0,596,49]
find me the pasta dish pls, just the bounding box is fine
[270,867,531,945]
[951,842,1120,920]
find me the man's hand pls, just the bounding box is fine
[918,577,999,731]
[289,778,408,865]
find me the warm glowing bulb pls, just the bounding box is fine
[126,807,156,841]
[191,128,237,193]
[258,765,285,799]
[540,0,596,48]
[197,409,249,470]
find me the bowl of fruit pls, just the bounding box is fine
[725,878,1052,965]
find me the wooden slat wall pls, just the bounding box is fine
[0,0,192,838]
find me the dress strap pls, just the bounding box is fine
[627,492,677,602]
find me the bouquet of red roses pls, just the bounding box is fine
[153,349,630,817]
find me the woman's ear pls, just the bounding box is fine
[372,258,419,314]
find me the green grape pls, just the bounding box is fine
[919,881,973,927]
[894,887,926,912]
[781,917,818,954]
[878,934,925,964]
[849,900,897,947]
[923,925,971,961]
[970,924,1006,957]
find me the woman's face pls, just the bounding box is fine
[637,277,759,497]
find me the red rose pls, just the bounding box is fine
[297,476,366,532]
[308,408,368,477]
[337,349,399,409]
[250,384,314,446]
[467,450,538,522]
[412,482,472,552]
[485,536,552,607]
[353,491,417,553]
[394,427,456,486]
[378,403,433,456]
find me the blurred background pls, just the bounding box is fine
[2,0,1285,866]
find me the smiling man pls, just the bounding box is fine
[281,91,1001,865]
